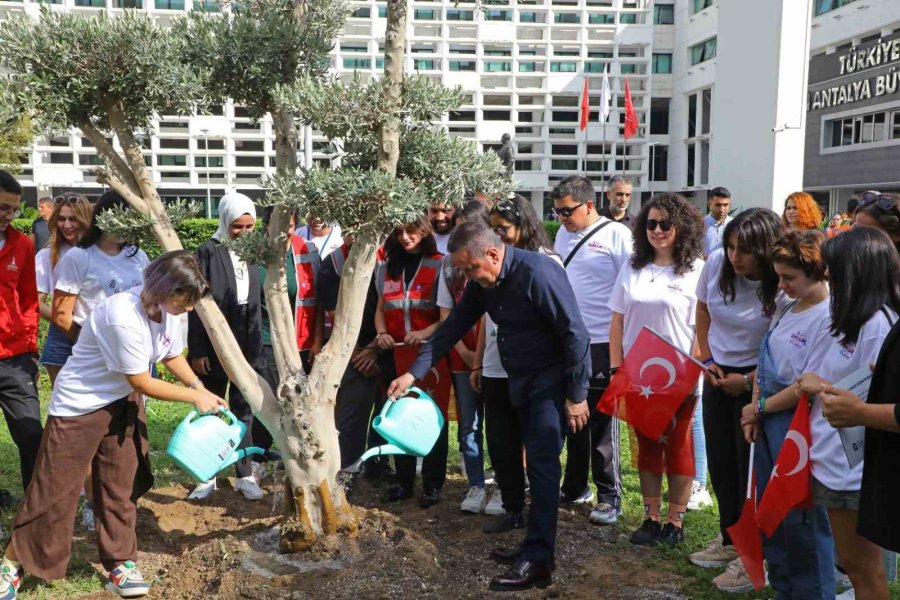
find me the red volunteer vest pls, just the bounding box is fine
[290,235,320,351]
[381,253,451,415]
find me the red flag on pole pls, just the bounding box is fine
[726,443,767,591]
[579,77,590,131]
[623,77,638,139]
[756,396,813,537]
[596,327,704,440]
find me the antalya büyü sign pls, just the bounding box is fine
[808,37,900,111]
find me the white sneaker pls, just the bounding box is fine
[234,476,264,501]
[459,451,467,479]
[687,481,713,511]
[187,479,216,500]
[712,557,755,593]
[836,588,855,600]
[460,486,486,513]
[251,462,268,485]
[484,489,505,516]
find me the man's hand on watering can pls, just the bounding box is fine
[192,388,227,414]
[387,373,416,399]
[565,399,589,433]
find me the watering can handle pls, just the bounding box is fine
[179,407,240,428]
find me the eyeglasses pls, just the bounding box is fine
[493,198,520,218]
[857,191,897,213]
[0,204,20,218]
[53,195,85,204]
[646,218,674,232]
[552,202,585,218]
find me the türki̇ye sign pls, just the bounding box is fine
[808,36,900,112]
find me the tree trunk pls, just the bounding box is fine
[378,0,407,177]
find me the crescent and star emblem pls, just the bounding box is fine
[638,357,677,399]
[771,430,809,478]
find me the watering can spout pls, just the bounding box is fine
[342,444,409,474]
[221,446,266,470]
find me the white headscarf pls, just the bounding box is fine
[212,192,257,241]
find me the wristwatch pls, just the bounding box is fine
[742,373,752,392]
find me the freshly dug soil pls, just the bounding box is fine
[64,472,687,599]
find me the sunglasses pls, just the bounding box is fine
[493,198,520,217]
[857,191,897,213]
[646,218,674,232]
[552,202,585,218]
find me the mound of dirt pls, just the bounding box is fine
[68,473,686,599]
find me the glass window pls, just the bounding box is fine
[552,159,578,170]
[550,62,577,73]
[815,0,859,16]
[588,13,615,24]
[585,62,608,73]
[341,45,367,53]
[376,57,384,69]
[519,62,538,72]
[343,58,371,69]
[414,59,436,70]
[520,12,538,23]
[485,10,512,21]
[702,89,712,134]
[74,0,105,5]
[155,0,184,8]
[688,93,697,138]
[650,145,668,181]
[620,13,637,24]
[690,37,717,66]
[484,110,511,121]
[892,111,900,139]
[650,98,670,135]
[485,50,512,56]
[652,53,672,74]
[484,61,511,73]
[554,13,580,24]
[686,142,696,187]
[700,141,710,185]
[378,5,387,17]
[414,9,435,20]
[449,61,476,72]
[195,0,219,11]
[158,155,187,167]
[692,0,713,14]
[588,51,613,58]
[351,7,370,18]
[654,4,674,24]
[621,64,637,74]
[446,9,473,20]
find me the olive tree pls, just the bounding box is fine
[0,1,510,551]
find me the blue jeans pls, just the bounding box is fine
[452,372,485,488]
[692,396,707,486]
[756,409,835,599]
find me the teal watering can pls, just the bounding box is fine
[344,386,445,474]
[167,408,264,482]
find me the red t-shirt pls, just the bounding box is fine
[0,226,38,359]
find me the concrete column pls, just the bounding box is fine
[709,0,812,211]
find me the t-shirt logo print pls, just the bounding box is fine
[6,257,17,272]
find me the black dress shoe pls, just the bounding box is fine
[489,543,525,565]
[629,518,662,545]
[420,488,441,509]
[657,522,685,547]
[482,511,525,534]
[384,484,413,503]
[489,560,553,591]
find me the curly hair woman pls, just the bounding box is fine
[608,193,705,547]
[783,191,823,232]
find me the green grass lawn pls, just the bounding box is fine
[0,362,897,598]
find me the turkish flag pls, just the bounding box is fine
[756,396,813,537]
[596,327,703,440]
[623,77,638,139]
[726,444,766,591]
[579,77,590,131]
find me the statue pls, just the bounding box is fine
[497,133,515,177]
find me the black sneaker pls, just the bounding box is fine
[420,488,441,509]
[383,484,413,503]
[482,512,526,534]
[629,519,662,545]
[657,522,685,547]
[0,490,19,510]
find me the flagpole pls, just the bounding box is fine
[746,442,755,500]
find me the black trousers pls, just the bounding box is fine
[483,376,526,513]
[0,354,43,490]
[201,375,266,479]
[395,420,449,493]
[334,362,380,469]
[561,343,620,506]
[702,363,754,546]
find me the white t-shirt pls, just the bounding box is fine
[35,244,73,295]
[608,257,704,355]
[696,249,773,367]
[554,217,632,344]
[807,307,897,491]
[228,249,250,306]
[54,245,150,325]
[762,298,831,389]
[433,232,451,256]
[436,255,456,310]
[50,287,185,417]
[702,214,733,258]
[296,223,343,259]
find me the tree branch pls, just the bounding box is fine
[95,169,149,214]
[80,121,142,198]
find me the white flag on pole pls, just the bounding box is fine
[599,67,612,123]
